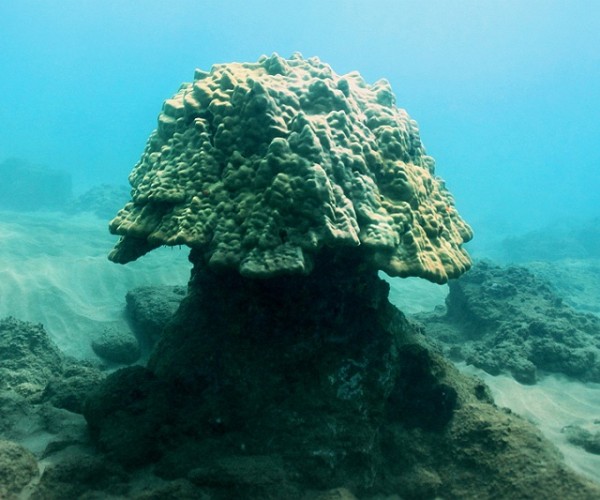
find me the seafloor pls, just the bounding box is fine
[1,196,600,498]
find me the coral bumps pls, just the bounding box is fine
[109,53,472,283]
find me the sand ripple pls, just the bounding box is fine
[460,364,600,483]
[0,211,190,358]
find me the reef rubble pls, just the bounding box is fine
[416,260,600,384]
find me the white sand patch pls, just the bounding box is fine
[382,273,448,314]
[459,364,600,483]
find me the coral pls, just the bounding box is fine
[86,54,600,498]
[109,53,471,283]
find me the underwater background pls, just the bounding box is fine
[2,0,600,238]
[1,1,600,498]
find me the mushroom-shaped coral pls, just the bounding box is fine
[109,53,472,283]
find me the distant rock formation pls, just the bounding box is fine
[0,157,72,211]
[66,184,130,219]
[500,217,600,262]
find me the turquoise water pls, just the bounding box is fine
[1,0,599,242]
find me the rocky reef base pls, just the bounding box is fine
[80,250,600,499]
[2,252,600,498]
[416,260,600,384]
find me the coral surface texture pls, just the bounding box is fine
[109,53,472,283]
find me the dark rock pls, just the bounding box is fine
[387,343,458,431]
[0,317,64,394]
[84,366,171,468]
[527,259,600,316]
[42,362,105,414]
[0,389,89,459]
[0,439,38,498]
[30,454,129,499]
[147,251,405,493]
[91,326,141,365]
[187,455,292,494]
[126,286,186,346]
[563,425,600,455]
[307,488,359,500]
[40,439,83,459]
[416,260,600,383]
[131,479,210,499]
[0,157,72,211]
[84,250,600,498]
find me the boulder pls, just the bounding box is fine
[42,362,105,414]
[0,317,64,395]
[125,286,186,346]
[91,326,141,365]
[85,252,600,498]
[66,184,130,219]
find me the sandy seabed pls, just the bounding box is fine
[0,210,191,359]
[1,209,599,485]
[457,365,600,482]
